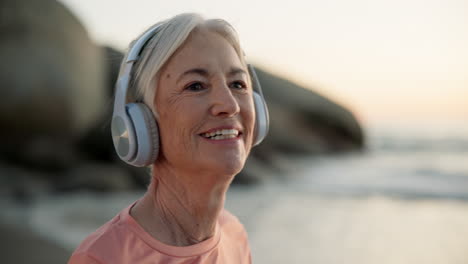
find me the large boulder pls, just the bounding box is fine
[0,0,106,169]
[256,67,364,153]
[236,67,364,183]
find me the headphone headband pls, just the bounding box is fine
[126,24,164,62]
[114,24,163,116]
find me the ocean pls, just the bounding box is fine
[2,121,468,263]
[290,120,468,200]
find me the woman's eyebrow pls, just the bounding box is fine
[228,67,247,77]
[176,68,209,84]
[176,67,247,84]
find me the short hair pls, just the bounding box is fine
[122,13,247,118]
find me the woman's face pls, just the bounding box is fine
[154,29,255,178]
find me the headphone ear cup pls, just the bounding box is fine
[125,103,159,166]
[111,113,137,163]
[252,91,269,146]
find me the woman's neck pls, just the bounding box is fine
[131,165,232,246]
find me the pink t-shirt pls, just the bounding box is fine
[68,202,251,264]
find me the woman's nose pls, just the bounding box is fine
[210,83,240,117]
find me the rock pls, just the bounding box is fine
[75,46,124,163]
[0,162,54,203]
[255,66,364,153]
[56,163,139,192]
[235,66,364,183]
[0,0,106,158]
[103,46,126,93]
[2,136,80,172]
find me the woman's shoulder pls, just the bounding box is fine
[218,209,251,262]
[219,209,240,223]
[78,208,128,247]
[219,209,248,237]
[69,204,135,263]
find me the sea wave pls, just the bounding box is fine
[370,137,468,153]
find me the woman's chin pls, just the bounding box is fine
[202,157,245,178]
[196,145,248,175]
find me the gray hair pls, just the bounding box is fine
[123,13,247,118]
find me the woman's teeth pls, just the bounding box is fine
[201,129,239,140]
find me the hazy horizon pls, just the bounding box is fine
[59,0,468,125]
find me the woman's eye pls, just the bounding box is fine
[185,82,204,91]
[230,81,247,90]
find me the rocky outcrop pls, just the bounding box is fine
[0,0,106,169]
[256,67,364,153]
[236,67,364,183]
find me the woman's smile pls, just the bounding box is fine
[199,126,242,143]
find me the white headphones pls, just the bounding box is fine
[111,24,269,167]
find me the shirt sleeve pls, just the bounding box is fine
[68,252,103,264]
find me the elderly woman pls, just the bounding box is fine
[68,13,268,264]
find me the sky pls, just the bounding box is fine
[60,0,468,125]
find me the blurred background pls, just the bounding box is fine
[1,0,467,263]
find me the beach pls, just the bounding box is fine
[1,121,468,263]
[2,185,468,264]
